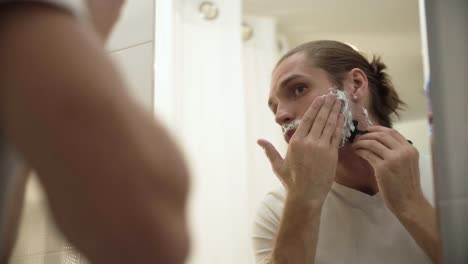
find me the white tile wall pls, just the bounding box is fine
[112,42,154,111]
[107,0,155,52]
[9,0,155,263]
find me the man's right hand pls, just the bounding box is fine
[258,93,344,206]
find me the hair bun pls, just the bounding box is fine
[370,55,387,82]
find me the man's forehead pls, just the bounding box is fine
[273,53,307,79]
[271,56,307,89]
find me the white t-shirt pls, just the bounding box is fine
[252,155,434,264]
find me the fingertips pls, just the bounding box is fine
[313,94,326,106]
[324,93,337,107]
[297,95,326,137]
[307,95,326,116]
[367,126,385,132]
[335,114,345,135]
[351,139,372,151]
[335,114,345,134]
[257,138,268,146]
[257,139,272,149]
[338,113,345,127]
[308,95,326,114]
[331,99,342,116]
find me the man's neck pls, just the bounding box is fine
[335,145,379,195]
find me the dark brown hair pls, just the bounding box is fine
[276,40,405,127]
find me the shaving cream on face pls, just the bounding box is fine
[327,88,355,146]
[362,107,373,126]
[281,89,353,146]
[281,87,372,146]
[282,119,301,135]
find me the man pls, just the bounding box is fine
[0,1,190,263]
[253,40,441,264]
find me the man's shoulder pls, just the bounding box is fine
[264,185,286,204]
[256,185,286,218]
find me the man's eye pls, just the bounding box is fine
[294,86,306,96]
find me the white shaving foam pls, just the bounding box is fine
[281,87,372,147]
[327,88,355,146]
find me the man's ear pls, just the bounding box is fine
[345,68,369,103]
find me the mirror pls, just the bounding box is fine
[243,1,439,263]
[6,0,466,264]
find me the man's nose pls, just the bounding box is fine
[275,109,295,126]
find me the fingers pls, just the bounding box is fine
[355,149,382,166]
[295,95,325,137]
[309,94,338,138]
[353,139,389,159]
[257,139,284,173]
[331,114,345,147]
[367,126,408,145]
[320,98,342,142]
[358,131,400,149]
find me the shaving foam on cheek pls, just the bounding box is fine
[281,88,372,146]
[327,88,354,146]
[362,107,373,126]
[327,87,373,145]
[281,89,355,146]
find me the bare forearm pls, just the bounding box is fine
[396,197,442,264]
[0,5,189,264]
[269,195,322,264]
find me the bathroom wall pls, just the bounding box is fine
[154,1,250,263]
[9,1,155,263]
[394,118,431,156]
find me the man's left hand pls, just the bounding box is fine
[352,126,426,215]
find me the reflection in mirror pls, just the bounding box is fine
[243,1,440,263]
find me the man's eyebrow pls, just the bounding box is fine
[278,74,304,90]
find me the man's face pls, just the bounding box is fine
[268,53,336,143]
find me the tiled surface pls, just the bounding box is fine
[10,251,88,264]
[112,42,154,110]
[107,0,155,52]
[11,177,52,258]
[10,176,84,263]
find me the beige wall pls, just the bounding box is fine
[394,118,431,156]
[9,1,155,263]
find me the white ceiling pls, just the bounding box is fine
[243,0,428,122]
